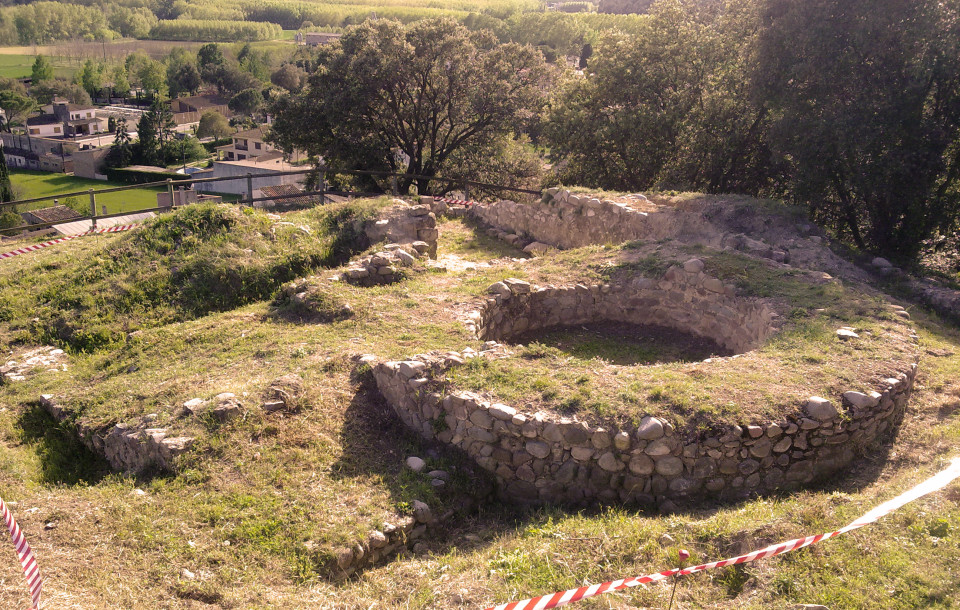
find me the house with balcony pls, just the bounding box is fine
[2,132,75,173]
[2,126,112,174]
[216,126,303,162]
[26,101,108,138]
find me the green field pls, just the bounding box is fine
[0,53,75,79]
[8,170,165,214]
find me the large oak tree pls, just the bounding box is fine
[270,18,550,194]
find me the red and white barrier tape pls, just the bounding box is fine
[487,458,960,610]
[0,223,141,261]
[1,495,42,609]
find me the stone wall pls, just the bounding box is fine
[372,349,917,509]
[330,494,481,577]
[468,190,788,263]
[39,394,194,474]
[364,202,439,258]
[471,190,710,251]
[473,260,778,355]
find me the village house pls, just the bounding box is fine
[216,126,304,163]
[190,155,303,197]
[20,205,83,227]
[2,130,115,174]
[26,101,108,138]
[297,32,342,46]
[170,95,233,124]
[2,132,74,173]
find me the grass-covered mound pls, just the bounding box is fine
[0,201,388,352]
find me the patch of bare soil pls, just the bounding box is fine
[511,321,731,366]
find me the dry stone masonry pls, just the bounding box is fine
[372,338,917,508]
[472,262,778,355]
[363,201,439,259]
[372,192,922,509]
[467,189,789,264]
[330,493,483,577]
[340,242,432,286]
[40,394,194,474]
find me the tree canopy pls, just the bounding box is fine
[0,148,14,203]
[544,0,960,260]
[752,0,960,259]
[197,110,233,140]
[0,90,37,131]
[31,55,53,82]
[270,17,550,193]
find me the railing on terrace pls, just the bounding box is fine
[0,166,542,234]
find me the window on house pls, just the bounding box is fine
[238,154,246,160]
[254,142,261,150]
[87,112,92,118]
[54,126,61,133]
[29,128,39,135]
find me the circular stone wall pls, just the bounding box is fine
[372,254,919,509]
[474,259,778,355]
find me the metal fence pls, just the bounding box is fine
[1,166,541,234]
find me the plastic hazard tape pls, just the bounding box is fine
[0,223,141,261]
[1,495,42,609]
[487,458,960,610]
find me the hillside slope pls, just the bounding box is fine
[0,197,957,608]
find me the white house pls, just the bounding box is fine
[192,155,303,197]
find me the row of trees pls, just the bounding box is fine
[0,0,641,64]
[147,19,282,42]
[0,1,111,45]
[270,4,960,260]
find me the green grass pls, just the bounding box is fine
[444,245,910,428]
[0,200,389,352]
[0,194,955,608]
[8,170,166,214]
[0,54,75,79]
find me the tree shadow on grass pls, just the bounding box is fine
[330,370,495,513]
[16,401,110,486]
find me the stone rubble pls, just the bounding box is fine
[342,243,431,286]
[331,490,484,576]
[468,189,790,265]
[363,202,440,259]
[1,346,68,383]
